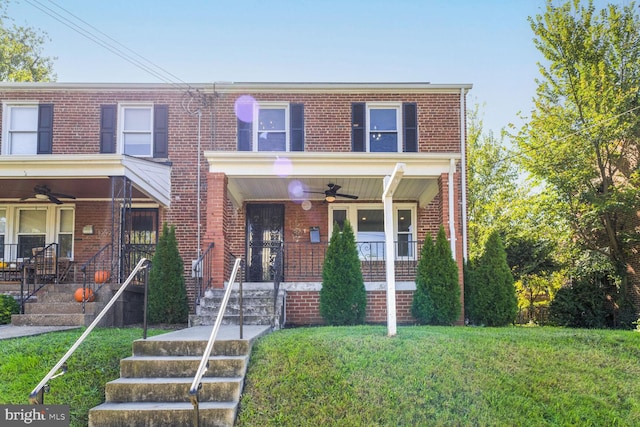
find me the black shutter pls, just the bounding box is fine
[37,104,53,154]
[352,102,365,152]
[153,104,169,158]
[290,103,304,151]
[100,105,117,153]
[403,102,417,152]
[238,117,252,151]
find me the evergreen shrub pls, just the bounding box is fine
[0,294,20,324]
[319,220,367,325]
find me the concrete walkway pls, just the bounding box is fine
[0,324,81,340]
[0,323,272,341]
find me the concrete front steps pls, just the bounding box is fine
[88,325,271,427]
[11,283,108,327]
[190,285,285,329]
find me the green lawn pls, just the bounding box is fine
[237,326,640,426]
[1,326,638,427]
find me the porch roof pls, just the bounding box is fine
[0,154,171,206]
[204,151,460,208]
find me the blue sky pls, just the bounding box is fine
[8,0,559,135]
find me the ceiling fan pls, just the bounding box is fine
[20,185,76,205]
[304,183,358,203]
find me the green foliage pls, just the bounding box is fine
[466,231,517,326]
[520,0,640,308]
[319,220,366,325]
[0,1,56,81]
[549,251,638,329]
[147,223,189,324]
[411,226,461,325]
[237,325,640,426]
[0,294,20,324]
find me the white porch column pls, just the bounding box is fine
[382,163,405,337]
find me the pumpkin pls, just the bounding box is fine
[94,270,111,284]
[74,287,95,303]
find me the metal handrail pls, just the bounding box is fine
[188,257,242,427]
[29,257,151,405]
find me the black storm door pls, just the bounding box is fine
[246,204,284,282]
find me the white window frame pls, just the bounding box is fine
[0,204,75,261]
[366,102,402,153]
[117,103,154,157]
[2,102,39,155]
[253,102,290,152]
[328,203,417,260]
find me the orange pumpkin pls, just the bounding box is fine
[94,270,110,284]
[74,287,95,303]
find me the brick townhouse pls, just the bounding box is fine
[0,82,471,326]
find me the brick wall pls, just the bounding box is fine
[285,289,417,326]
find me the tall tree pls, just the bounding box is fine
[466,105,521,260]
[0,0,56,81]
[520,0,640,309]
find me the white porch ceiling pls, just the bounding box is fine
[205,152,460,207]
[0,154,172,206]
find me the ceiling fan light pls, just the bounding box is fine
[34,193,49,200]
[325,195,336,203]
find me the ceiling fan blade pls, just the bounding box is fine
[49,192,76,199]
[329,184,341,192]
[48,195,63,205]
[335,193,359,199]
[303,191,327,195]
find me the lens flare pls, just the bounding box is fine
[273,156,293,177]
[234,95,256,123]
[288,180,305,200]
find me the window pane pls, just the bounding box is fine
[60,210,73,233]
[257,132,286,151]
[258,109,285,131]
[124,133,152,155]
[19,210,46,233]
[0,209,6,234]
[370,109,397,131]
[370,133,398,152]
[332,209,347,230]
[124,108,151,131]
[58,234,72,258]
[18,235,45,258]
[397,210,412,232]
[397,234,412,258]
[10,107,38,131]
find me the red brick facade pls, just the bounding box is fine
[0,82,471,326]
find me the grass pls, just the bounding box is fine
[0,327,167,427]
[236,326,640,426]
[1,326,638,426]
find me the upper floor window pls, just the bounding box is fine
[2,103,53,155]
[238,102,304,152]
[352,102,417,153]
[121,105,153,156]
[368,104,401,152]
[100,104,168,158]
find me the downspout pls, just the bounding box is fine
[197,109,202,258]
[448,158,456,260]
[460,88,468,261]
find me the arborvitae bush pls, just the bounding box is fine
[319,220,367,325]
[0,294,20,324]
[148,223,189,324]
[411,226,461,325]
[466,230,517,326]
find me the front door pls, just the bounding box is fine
[246,204,284,282]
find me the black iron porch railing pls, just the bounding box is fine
[192,242,215,306]
[246,240,422,283]
[18,243,60,313]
